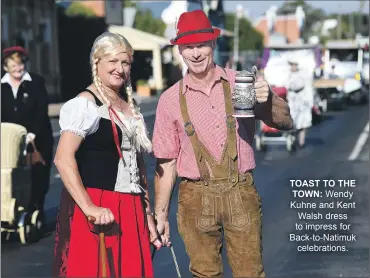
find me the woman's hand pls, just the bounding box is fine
[156,218,171,247]
[84,204,115,225]
[147,212,162,250]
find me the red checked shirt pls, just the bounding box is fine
[152,65,256,180]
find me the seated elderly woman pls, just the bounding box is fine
[52,32,160,277]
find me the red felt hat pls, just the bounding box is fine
[170,10,221,45]
[2,46,28,63]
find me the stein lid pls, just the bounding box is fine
[235,70,255,83]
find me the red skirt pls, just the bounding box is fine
[52,187,153,277]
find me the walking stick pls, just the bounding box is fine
[151,243,181,278]
[88,216,107,278]
[151,215,182,278]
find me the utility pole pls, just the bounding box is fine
[357,0,365,35]
[337,3,342,40]
[350,13,355,38]
[337,13,342,39]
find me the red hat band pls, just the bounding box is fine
[171,10,221,45]
[2,46,28,63]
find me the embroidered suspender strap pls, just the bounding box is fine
[221,79,239,185]
[179,80,210,181]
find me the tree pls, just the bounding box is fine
[134,9,166,37]
[123,0,136,8]
[122,0,166,36]
[65,2,96,18]
[224,13,264,52]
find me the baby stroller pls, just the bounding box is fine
[255,86,297,152]
[1,123,44,244]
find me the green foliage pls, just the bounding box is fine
[65,2,96,18]
[224,13,264,52]
[122,0,166,36]
[327,13,368,38]
[328,17,352,39]
[134,9,166,37]
[136,79,148,86]
[123,0,136,8]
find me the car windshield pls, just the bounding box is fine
[329,49,358,62]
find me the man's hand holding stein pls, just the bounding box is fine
[232,66,270,117]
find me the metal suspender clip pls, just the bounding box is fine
[184,122,195,136]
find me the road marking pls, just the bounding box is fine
[142,110,156,117]
[348,121,369,161]
[52,110,157,138]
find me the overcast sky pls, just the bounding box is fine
[138,1,369,22]
[223,1,369,20]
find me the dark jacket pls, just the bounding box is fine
[1,72,54,162]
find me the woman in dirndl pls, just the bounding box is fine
[52,32,161,277]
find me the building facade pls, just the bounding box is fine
[254,14,301,46]
[1,0,61,101]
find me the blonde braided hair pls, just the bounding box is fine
[90,32,152,153]
[91,51,111,106]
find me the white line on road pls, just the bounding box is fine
[142,110,156,117]
[52,110,157,138]
[348,121,369,161]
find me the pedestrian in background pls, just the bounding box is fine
[1,46,54,226]
[286,56,314,148]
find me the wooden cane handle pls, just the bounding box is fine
[87,216,107,277]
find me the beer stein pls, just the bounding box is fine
[232,66,258,117]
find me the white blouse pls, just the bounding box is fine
[59,97,144,194]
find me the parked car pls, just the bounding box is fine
[322,40,368,104]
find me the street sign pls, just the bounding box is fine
[105,0,123,26]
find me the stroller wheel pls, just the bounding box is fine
[18,212,31,244]
[2,231,9,242]
[31,210,45,239]
[322,99,328,113]
[31,210,43,231]
[286,134,296,152]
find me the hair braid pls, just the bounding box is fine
[126,80,152,153]
[125,80,139,117]
[91,49,111,106]
[89,31,152,153]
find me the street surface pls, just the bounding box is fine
[1,99,369,278]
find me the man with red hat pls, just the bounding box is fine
[152,10,293,277]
